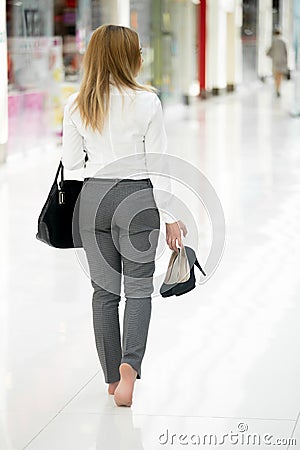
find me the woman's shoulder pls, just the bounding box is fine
[134,89,161,108]
[63,92,79,116]
[135,87,158,98]
[65,91,79,106]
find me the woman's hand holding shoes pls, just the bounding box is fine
[165,220,187,252]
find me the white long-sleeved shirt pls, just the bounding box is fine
[61,84,177,223]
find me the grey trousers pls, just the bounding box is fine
[79,177,160,383]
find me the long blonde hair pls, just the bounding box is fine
[72,24,157,133]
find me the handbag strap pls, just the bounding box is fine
[54,160,64,189]
[55,153,88,185]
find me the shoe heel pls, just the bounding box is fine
[195,257,206,276]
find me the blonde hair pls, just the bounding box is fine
[72,24,157,133]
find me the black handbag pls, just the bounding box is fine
[160,246,206,297]
[36,160,83,248]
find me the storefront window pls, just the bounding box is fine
[6,0,80,155]
[5,0,198,156]
[130,0,153,87]
[132,0,197,104]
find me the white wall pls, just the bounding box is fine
[257,0,273,78]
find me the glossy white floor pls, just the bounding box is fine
[1,80,300,450]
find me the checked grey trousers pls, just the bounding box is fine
[79,177,160,383]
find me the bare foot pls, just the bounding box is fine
[114,363,138,407]
[108,381,120,395]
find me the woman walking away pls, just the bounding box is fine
[266,29,288,98]
[61,24,187,407]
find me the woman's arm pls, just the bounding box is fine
[144,94,187,251]
[144,94,176,222]
[61,97,86,170]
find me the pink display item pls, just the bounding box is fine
[23,92,45,111]
[8,91,45,118]
[8,94,23,118]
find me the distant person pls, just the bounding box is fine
[266,29,288,97]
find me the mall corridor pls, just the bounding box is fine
[0,79,300,449]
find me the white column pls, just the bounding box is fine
[0,0,8,164]
[281,0,294,70]
[226,0,242,89]
[290,0,300,116]
[206,0,227,92]
[100,0,130,26]
[235,0,243,85]
[257,0,273,79]
[226,11,235,87]
[118,0,130,27]
[175,0,196,100]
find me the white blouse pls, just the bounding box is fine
[61,84,177,223]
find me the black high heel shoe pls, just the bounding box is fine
[160,245,206,298]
